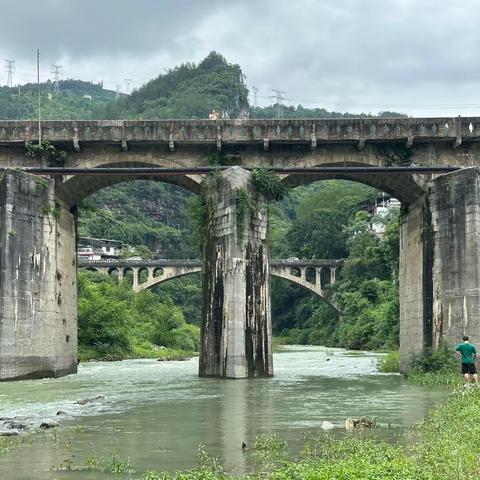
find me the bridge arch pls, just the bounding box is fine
[55,160,202,208]
[279,154,426,205]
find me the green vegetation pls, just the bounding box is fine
[26,140,67,166]
[251,168,286,201]
[78,271,199,361]
[406,342,461,385]
[378,350,400,373]
[235,188,253,244]
[0,80,115,120]
[271,181,400,351]
[100,51,249,119]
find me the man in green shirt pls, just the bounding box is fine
[455,336,478,385]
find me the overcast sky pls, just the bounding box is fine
[1,0,479,117]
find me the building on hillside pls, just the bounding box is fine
[77,237,125,261]
[367,195,401,238]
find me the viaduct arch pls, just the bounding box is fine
[0,118,480,379]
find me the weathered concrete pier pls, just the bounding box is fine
[1,117,480,379]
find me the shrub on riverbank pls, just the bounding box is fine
[378,350,400,372]
[78,271,199,361]
[406,342,461,386]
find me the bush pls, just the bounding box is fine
[378,350,400,373]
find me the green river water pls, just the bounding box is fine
[0,346,447,479]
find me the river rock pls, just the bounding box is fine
[7,421,27,430]
[75,394,106,405]
[321,420,334,430]
[345,417,376,431]
[56,411,66,416]
[0,429,20,436]
[39,419,60,429]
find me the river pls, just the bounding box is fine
[0,346,446,479]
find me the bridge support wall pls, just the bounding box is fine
[200,166,272,378]
[0,170,77,380]
[430,168,480,350]
[400,167,480,372]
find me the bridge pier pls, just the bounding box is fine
[0,170,77,380]
[200,167,273,378]
[400,167,480,372]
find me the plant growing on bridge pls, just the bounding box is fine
[26,140,67,166]
[235,188,253,245]
[207,152,240,167]
[252,167,286,201]
[378,144,413,166]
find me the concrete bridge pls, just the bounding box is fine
[1,117,480,380]
[79,258,342,305]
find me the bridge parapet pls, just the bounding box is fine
[1,118,479,149]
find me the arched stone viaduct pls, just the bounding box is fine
[0,117,480,379]
[79,258,341,309]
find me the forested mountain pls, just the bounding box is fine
[0,52,401,357]
[0,79,116,120]
[99,51,249,119]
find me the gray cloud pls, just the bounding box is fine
[1,0,479,116]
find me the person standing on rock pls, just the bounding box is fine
[455,336,478,385]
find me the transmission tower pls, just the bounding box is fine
[271,89,286,118]
[252,86,259,108]
[4,60,15,87]
[51,64,62,92]
[115,83,121,100]
[124,78,132,95]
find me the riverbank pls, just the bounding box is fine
[78,342,197,362]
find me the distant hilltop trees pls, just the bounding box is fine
[0,51,405,120]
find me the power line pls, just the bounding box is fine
[252,86,259,108]
[51,64,62,92]
[271,89,286,118]
[4,59,15,87]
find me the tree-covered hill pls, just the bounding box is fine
[0,79,117,120]
[99,51,249,119]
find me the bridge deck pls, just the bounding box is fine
[1,118,479,146]
[79,258,344,268]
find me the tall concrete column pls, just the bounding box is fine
[400,167,480,372]
[430,168,480,349]
[0,170,77,380]
[200,166,272,378]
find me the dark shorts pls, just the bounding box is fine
[462,363,477,375]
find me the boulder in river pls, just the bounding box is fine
[0,429,20,436]
[56,411,66,416]
[75,394,106,405]
[39,420,60,429]
[7,421,27,430]
[345,417,376,431]
[321,420,334,430]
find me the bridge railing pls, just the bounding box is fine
[1,118,479,145]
